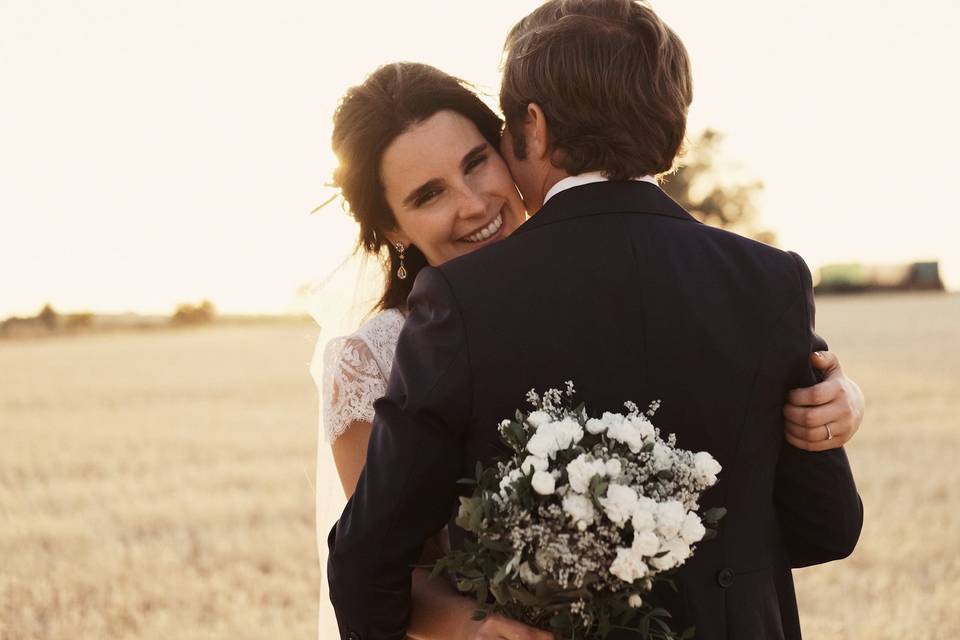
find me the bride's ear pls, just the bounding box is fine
[383,228,412,251]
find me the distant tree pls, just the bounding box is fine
[36,304,59,331]
[661,129,775,245]
[171,299,217,325]
[65,312,95,330]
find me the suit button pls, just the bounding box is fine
[347,633,360,640]
[717,568,735,588]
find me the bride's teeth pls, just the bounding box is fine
[462,213,503,243]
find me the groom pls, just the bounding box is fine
[327,1,863,639]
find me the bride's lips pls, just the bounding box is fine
[458,207,508,245]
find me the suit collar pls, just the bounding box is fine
[514,180,697,236]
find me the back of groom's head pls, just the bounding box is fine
[501,0,692,180]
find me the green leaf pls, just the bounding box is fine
[657,469,675,481]
[470,609,488,621]
[703,507,728,524]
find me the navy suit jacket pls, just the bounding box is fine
[327,181,863,640]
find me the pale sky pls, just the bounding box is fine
[2,0,958,318]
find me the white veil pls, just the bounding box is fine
[304,201,388,638]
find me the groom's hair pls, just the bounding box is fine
[501,0,692,180]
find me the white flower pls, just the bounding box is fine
[601,483,639,527]
[521,455,549,474]
[562,492,596,526]
[525,418,584,460]
[498,468,523,494]
[526,430,558,459]
[531,470,556,495]
[552,417,585,449]
[527,410,552,428]
[605,458,622,479]
[651,442,674,471]
[566,454,607,494]
[607,415,646,453]
[628,594,643,609]
[585,417,608,434]
[649,538,691,571]
[518,561,542,586]
[680,511,706,544]
[627,414,656,440]
[631,509,655,533]
[631,530,660,557]
[610,546,649,583]
[655,500,686,539]
[694,451,722,485]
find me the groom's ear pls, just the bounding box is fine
[523,102,550,161]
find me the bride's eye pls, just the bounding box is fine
[415,188,442,207]
[465,154,488,173]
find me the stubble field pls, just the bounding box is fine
[1,293,958,639]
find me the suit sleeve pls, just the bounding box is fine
[326,267,472,639]
[773,252,864,568]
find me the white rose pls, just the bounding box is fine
[527,410,552,427]
[694,451,722,485]
[650,538,692,571]
[651,442,674,471]
[552,417,585,449]
[655,500,686,539]
[526,430,558,460]
[566,454,607,494]
[562,492,596,526]
[531,470,556,495]
[631,507,655,534]
[610,546,648,583]
[631,530,660,557]
[521,455,549,474]
[585,417,608,434]
[498,468,523,494]
[628,594,643,608]
[680,512,706,544]
[605,458,622,479]
[607,416,645,453]
[601,483,640,527]
[627,414,656,440]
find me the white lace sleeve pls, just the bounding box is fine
[319,335,387,442]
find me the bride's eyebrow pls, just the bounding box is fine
[403,178,444,208]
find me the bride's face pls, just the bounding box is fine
[380,110,526,266]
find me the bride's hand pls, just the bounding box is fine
[464,613,555,640]
[783,351,865,452]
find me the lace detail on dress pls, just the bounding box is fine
[314,308,405,443]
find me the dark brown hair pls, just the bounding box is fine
[329,63,503,312]
[500,0,693,180]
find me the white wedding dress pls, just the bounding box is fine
[310,307,405,638]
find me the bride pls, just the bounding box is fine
[313,62,865,639]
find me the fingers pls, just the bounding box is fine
[810,350,842,376]
[788,376,841,407]
[783,397,849,428]
[785,428,844,452]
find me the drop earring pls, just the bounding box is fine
[395,241,408,280]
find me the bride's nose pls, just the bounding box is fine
[456,185,487,220]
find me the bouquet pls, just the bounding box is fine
[432,383,725,639]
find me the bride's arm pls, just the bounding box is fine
[330,425,552,640]
[330,419,372,497]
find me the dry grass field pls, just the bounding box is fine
[1,293,958,639]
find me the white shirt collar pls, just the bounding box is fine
[542,171,658,205]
